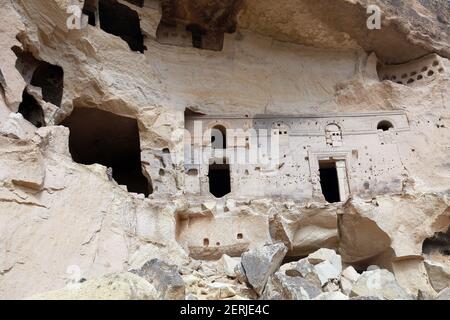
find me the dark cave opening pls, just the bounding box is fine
[30,62,64,107]
[99,0,145,53]
[83,0,97,26]
[61,107,152,196]
[18,91,45,128]
[422,227,450,256]
[208,162,231,198]
[319,160,341,203]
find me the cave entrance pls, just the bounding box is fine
[30,62,64,107]
[208,161,231,198]
[99,0,145,53]
[18,91,45,128]
[61,107,151,196]
[319,160,341,203]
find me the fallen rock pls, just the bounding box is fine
[218,254,240,278]
[342,266,360,282]
[241,243,288,296]
[263,271,322,300]
[28,272,158,300]
[340,266,360,295]
[0,112,36,139]
[351,269,412,300]
[279,261,299,276]
[293,258,322,288]
[339,195,450,266]
[424,260,450,292]
[130,259,185,300]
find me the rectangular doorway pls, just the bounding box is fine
[319,160,341,203]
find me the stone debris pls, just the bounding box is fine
[28,273,158,300]
[240,243,288,295]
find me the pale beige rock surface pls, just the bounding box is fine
[0,0,449,300]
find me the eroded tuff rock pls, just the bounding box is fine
[0,0,449,300]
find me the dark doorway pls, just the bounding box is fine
[61,108,151,196]
[208,163,231,198]
[319,160,341,203]
[18,91,45,128]
[30,62,64,107]
[99,0,145,53]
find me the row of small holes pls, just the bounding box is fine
[203,233,243,247]
[382,60,444,85]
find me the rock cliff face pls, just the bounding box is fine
[0,0,449,300]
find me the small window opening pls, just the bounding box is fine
[319,160,341,203]
[208,162,231,198]
[377,120,394,131]
[61,107,151,196]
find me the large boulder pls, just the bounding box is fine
[130,259,185,300]
[351,269,412,300]
[28,272,158,300]
[339,195,449,266]
[241,243,288,295]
